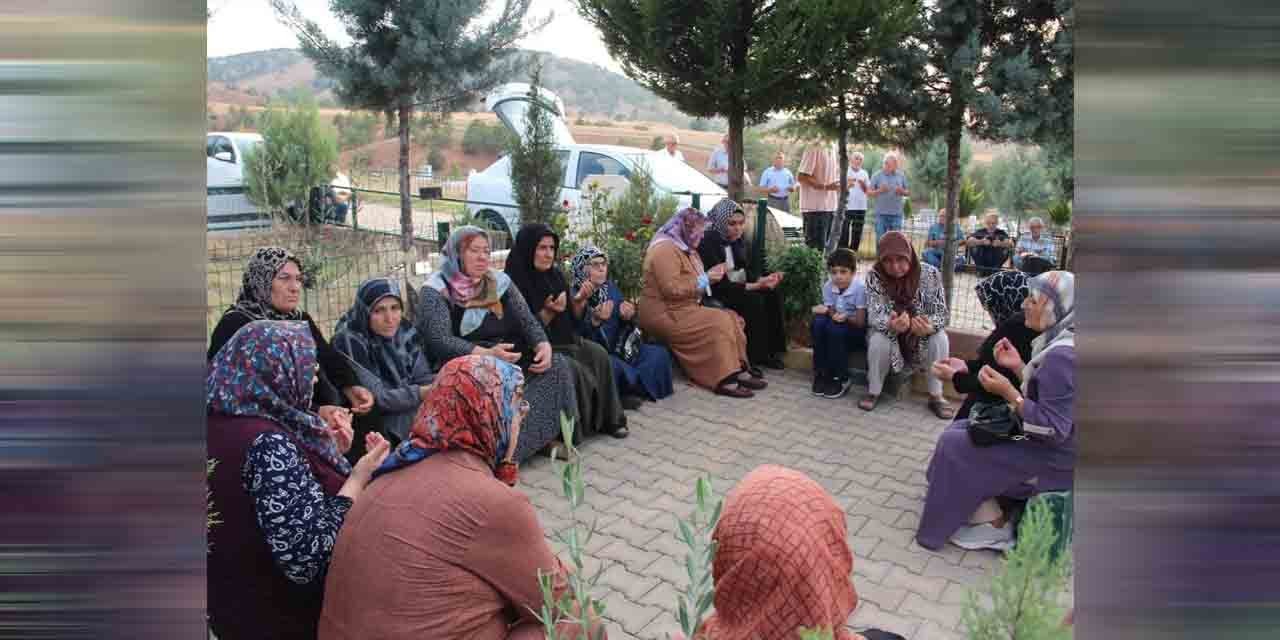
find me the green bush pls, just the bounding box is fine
[243,101,339,221]
[578,162,677,301]
[957,178,987,220]
[649,135,664,151]
[1047,199,1071,227]
[766,244,827,325]
[461,120,512,155]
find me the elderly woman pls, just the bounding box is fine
[932,270,1040,420]
[571,244,675,403]
[415,226,578,462]
[916,271,1076,552]
[506,223,628,439]
[1014,217,1057,273]
[208,246,374,419]
[331,277,434,454]
[207,321,391,640]
[697,198,788,370]
[318,355,608,640]
[676,465,897,640]
[636,207,765,398]
[860,231,954,419]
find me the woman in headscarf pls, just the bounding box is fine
[860,231,954,419]
[697,198,789,370]
[415,226,578,462]
[207,321,391,640]
[208,246,374,421]
[675,465,896,640]
[931,270,1040,420]
[318,355,608,640]
[505,224,629,439]
[571,244,675,403]
[916,271,1076,552]
[331,277,434,455]
[636,207,764,398]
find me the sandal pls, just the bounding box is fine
[928,397,956,420]
[737,375,768,391]
[857,394,878,411]
[745,364,765,379]
[714,381,755,398]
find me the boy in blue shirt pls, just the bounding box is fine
[810,248,867,398]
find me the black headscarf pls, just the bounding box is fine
[505,223,575,345]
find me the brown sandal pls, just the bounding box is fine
[928,397,956,420]
[857,394,878,411]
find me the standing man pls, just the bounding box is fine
[796,142,839,251]
[706,133,752,190]
[660,133,686,163]
[844,151,871,252]
[757,151,797,212]
[867,152,910,246]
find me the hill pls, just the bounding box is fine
[207,48,709,128]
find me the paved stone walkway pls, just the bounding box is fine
[516,369,1024,640]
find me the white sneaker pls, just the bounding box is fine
[949,522,1014,551]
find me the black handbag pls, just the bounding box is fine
[701,296,727,310]
[967,400,1026,447]
[616,323,645,365]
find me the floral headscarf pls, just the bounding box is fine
[207,320,351,474]
[649,206,708,253]
[231,246,305,321]
[425,226,512,336]
[701,465,858,640]
[373,355,526,486]
[571,244,612,311]
[975,270,1030,327]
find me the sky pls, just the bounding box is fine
[206,0,622,73]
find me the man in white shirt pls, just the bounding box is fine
[756,151,796,212]
[844,151,871,252]
[706,134,752,189]
[659,133,686,163]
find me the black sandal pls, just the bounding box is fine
[737,375,768,391]
[714,376,755,398]
[745,364,765,379]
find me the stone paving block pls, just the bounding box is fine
[848,533,881,557]
[642,613,685,640]
[858,518,912,547]
[895,510,922,532]
[885,492,924,515]
[646,529,691,560]
[598,563,663,602]
[647,555,694,587]
[847,500,909,531]
[854,578,909,612]
[583,530,626,556]
[940,580,990,609]
[876,477,926,500]
[613,503,672,530]
[923,556,987,586]
[958,550,1000,572]
[637,579,682,612]
[883,565,949,601]
[602,597,665,637]
[868,540,929,574]
[599,517,665,550]
[847,602,921,640]
[899,592,965,630]
[605,541,664,575]
[916,619,966,640]
[853,555,893,584]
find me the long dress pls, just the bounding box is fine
[916,346,1076,550]
[697,228,788,366]
[415,285,578,463]
[636,241,748,389]
[577,280,675,401]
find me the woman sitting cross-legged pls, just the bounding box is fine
[207,321,391,640]
[916,271,1076,552]
[860,231,955,419]
[318,355,608,640]
[571,244,675,404]
[506,223,629,439]
[331,277,434,457]
[208,246,374,423]
[931,270,1040,421]
[635,207,765,398]
[415,226,579,463]
[697,198,789,371]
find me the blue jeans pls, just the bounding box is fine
[923,248,943,268]
[811,315,867,381]
[875,214,903,245]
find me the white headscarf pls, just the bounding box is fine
[1021,271,1075,394]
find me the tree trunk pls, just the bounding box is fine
[398,101,413,252]
[826,95,850,256]
[727,110,744,203]
[940,107,964,308]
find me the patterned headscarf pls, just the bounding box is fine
[425,226,512,336]
[707,198,746,244]
[649,206,708,253]
[975,270,1031,327]
[332,278,428,387]
[571,244,612,311]
[702,465,858,640]
[873,231,924,360]
[373,355,526,486]
[231,246,305,321]
[207,320,351,474]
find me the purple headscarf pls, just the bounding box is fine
[649,207,708,253]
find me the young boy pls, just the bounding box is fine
[810,248,868,398]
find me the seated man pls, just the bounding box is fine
[966,212,1014,274]
[922,209,966,272]
[1013,216,1057,272]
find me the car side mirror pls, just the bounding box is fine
[214,151,234,163]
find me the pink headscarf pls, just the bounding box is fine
[649,207,708,253]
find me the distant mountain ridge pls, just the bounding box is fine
[208,48,707,127]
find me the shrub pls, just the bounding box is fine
[578,162,677,301]
[649,135,664,151]
[1047,199,1071,228]
[957,178,986,220]
[766,244,827,325]
[243,100,339,223]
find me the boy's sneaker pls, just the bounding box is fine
[824,377,853,399]
[811,375,828,396]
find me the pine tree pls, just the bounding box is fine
[272,0,543,250]
[507,62,563,227]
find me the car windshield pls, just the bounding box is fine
[626,153,723,194]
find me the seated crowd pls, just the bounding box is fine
[206,200,1074,638]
